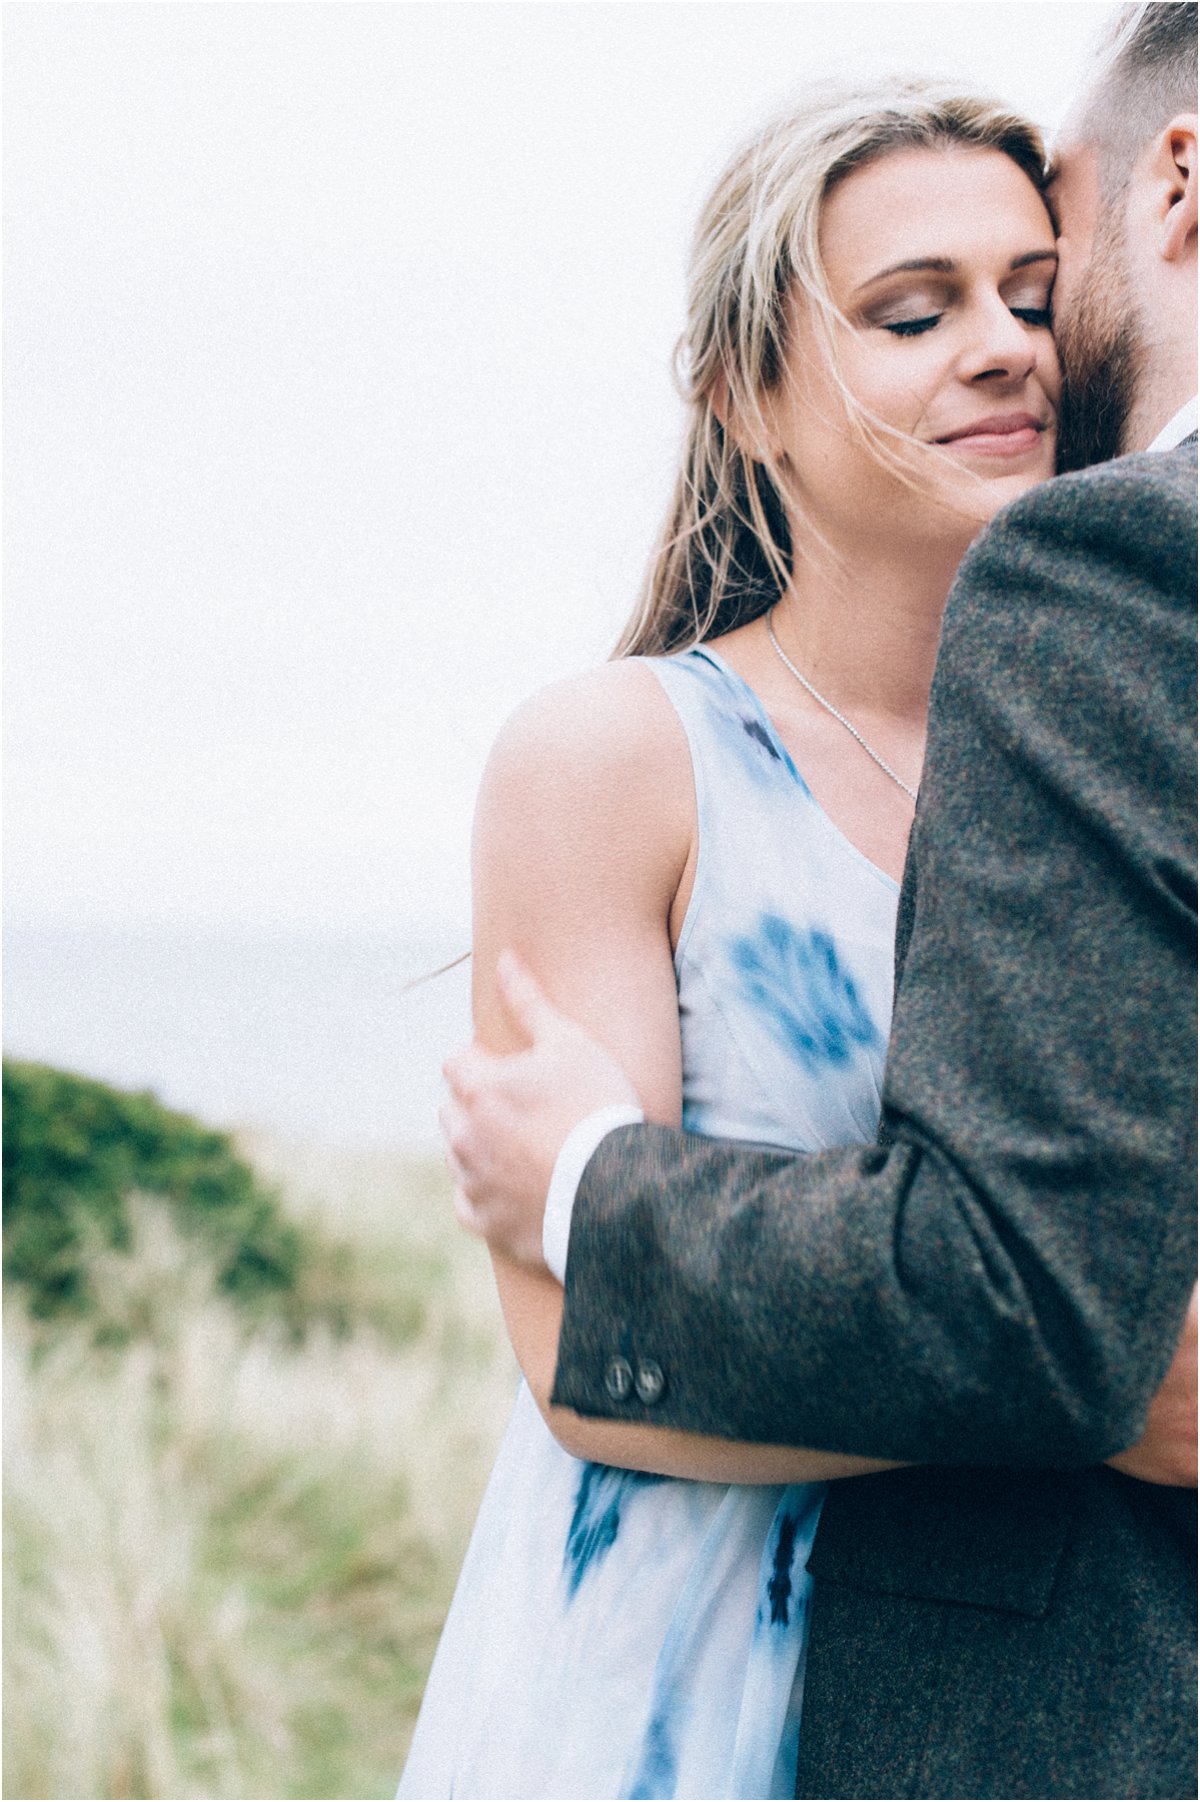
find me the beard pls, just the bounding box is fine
[1054,210,1147,474]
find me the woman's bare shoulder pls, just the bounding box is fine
[483,659,690,810]
[474,659,694,910]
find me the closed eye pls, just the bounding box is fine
[883,315,941,337]
[1011,306,1052,328]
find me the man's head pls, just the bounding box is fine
[1050,2,1197,469]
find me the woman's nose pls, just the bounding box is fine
[959,298,1038,385]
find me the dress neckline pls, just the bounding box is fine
[685,644,903,897]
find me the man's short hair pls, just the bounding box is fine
[1080,2,1198,191]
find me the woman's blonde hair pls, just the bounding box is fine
[615,80,1047,659]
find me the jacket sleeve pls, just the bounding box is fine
[550,450,1198,1466]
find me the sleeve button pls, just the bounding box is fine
[604,1356,634,1402]
[635,1359,665,1405]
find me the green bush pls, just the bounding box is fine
[3,1061,304,1321]
[3,1152,518,1800]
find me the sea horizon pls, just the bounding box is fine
[3,915,473,1153]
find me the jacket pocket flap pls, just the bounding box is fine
[806,1467,1075,1619]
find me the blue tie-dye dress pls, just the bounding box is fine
[399,646,898,1800]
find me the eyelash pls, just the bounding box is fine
[884,306,1053,337]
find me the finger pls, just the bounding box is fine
[444,1141,468,1193]
[443,1048,484,1102]
[437,1124,459,1196]
[496,949,561,1045]
[452,1184,485,1238]
[439,1094,480,1183]
[443,1039,510,1102]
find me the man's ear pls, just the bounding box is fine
[1156,115,1197,263]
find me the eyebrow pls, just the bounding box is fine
[854,248,1059,293]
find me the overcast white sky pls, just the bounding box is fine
[6,1,1113,940]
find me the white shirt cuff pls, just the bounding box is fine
[542,1103,645,1283]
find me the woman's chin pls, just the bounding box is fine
[987,459,1057,512]
[940,455,1057,532]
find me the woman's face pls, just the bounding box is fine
[766,145,1061,549]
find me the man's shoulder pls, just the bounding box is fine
[954,445,1197,614]
[982,444,1196,557]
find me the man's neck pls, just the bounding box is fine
[1142,394,1199,452]
[1122,324,1197,452]
[1124,380,1196,452]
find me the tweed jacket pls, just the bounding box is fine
[551,444,1198,1799]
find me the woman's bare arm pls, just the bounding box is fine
[469,660,898,1485]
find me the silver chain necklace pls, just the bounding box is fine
[765,607,918,803]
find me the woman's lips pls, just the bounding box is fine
[935,415,1049,457]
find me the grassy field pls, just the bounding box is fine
[3,1137,519,1801]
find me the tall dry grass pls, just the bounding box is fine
[3,1145,518,1800]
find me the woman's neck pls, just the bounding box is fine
[774,532,963,727]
